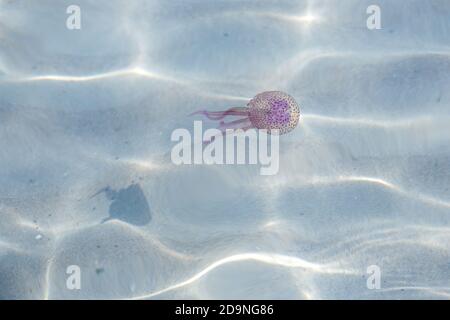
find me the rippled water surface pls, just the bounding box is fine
[1,0,450,299]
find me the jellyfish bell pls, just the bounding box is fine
[190,91,300,140]
[248,91,300,135]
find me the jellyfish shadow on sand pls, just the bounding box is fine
[92,183,152,226]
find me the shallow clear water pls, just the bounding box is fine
[1,0,450,299]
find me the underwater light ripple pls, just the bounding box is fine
[265,175,450,210]
[303,114,450,128]
[20,67,179,83]
[130,252,355,299]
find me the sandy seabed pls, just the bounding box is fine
[0,0,449,299]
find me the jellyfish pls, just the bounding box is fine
[190,91,300,141]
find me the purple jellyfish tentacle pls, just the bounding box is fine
[223,124,254,133]
[202,126,254,146]
[207,119,253,142]
[218,118,253,131]
[189,107,249,120]
[201,119,253,146]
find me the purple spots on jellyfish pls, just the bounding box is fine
[190,91,300,137]
[265,98,290,126]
